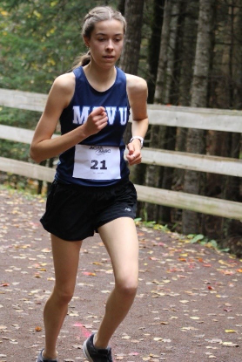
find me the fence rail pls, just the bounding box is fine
[0,88,242,220]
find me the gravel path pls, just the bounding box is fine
[0,187,242,362]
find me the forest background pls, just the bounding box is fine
[0,0,242,254]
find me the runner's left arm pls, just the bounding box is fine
[126,74,148,166]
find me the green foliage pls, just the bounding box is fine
[0,0,120,187]
[134,218,169,232]
[0,0,119,150]
[0,140,29,160]
[0,110,30,171]
[0,0,114,92]
[0,106,39,128]
[187,234,230,252]
[133,219,229,254]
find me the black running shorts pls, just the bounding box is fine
[40,178,137,241]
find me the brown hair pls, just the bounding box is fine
[72,6,126,68]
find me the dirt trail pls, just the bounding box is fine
[0,187,242,362]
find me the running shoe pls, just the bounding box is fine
[83,334,113,362]
[36,349,58,362]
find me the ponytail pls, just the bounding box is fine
[72,50,91,69]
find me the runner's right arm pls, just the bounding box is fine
[30,73,108,163]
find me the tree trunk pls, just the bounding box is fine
[178,0,199,106]
[145,0,171,222]
[224,1,242,250]
[154,0,173,104]
[163,0,181,104]
[182,0,216,235]
[120,0,145,144]
[229,0,242,203]
[158,126,177,224]
[157,1,183,224]
[117,0,125,14]
[119,0,146,217]
[203,1,242,242]
[147,0,165,104]
[147,0,181,224]
[144,126,165,222]
[172,1,199,203]
[120,0,145,75]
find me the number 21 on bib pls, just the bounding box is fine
[73,144,121,180]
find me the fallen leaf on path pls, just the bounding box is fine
[222,342,239,347]
[41,248,51,253]
[82,272,96,276]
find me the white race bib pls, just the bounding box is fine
[73,144,121,180]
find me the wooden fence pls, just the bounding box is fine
[0,88,242,221]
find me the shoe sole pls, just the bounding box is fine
[83,339,93,362]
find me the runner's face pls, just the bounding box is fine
[85,19,124,67]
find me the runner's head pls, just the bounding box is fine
[73,6,126,68]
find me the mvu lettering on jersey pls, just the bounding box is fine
[72,106,128,126]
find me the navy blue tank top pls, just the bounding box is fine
[55,66,130,186]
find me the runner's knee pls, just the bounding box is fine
[115,276,138,297]
[53,285,74,305]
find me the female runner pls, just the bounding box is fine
[31,6,148,362]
